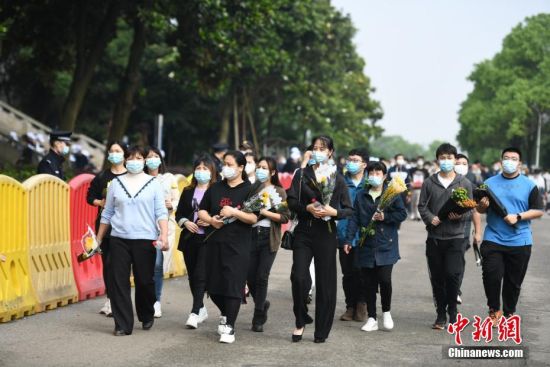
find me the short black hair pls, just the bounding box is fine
[348,148,369,163]
[456,153,469,163]
[501,147,522,160]
[244,152,257,163]
[367,161,387,174]
[126,145,145,159]
[435,143,457,159]
[394,153,404,160]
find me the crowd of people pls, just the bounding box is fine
[32,130,547,344]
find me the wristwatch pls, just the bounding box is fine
[516,213,522,222]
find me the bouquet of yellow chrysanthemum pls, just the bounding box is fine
[359,175,408,245]
[77,224,102,262]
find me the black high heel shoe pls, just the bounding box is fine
[292,327,305,342]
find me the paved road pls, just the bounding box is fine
[2,217,549,367]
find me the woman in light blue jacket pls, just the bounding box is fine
[96,145,168,336]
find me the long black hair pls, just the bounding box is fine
[144,146,166,174]
[224,150,248,181]
[311,135,335,154]
[258,156,282,187]
[106,140,128,156]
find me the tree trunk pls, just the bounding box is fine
[59,1,119,131]
[218,99,231,144]
[106,14,147,144]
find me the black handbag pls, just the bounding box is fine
[281,169,302,250]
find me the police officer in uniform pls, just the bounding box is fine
[37,130,72,180]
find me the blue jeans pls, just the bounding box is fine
[154,249,164,301]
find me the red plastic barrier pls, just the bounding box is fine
[69,174,105,301]
[278,173,294,235]
[278,173,294,190]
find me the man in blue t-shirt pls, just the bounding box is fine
[477,147,544,325]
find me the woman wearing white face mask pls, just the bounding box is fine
[244,152,257,183]
[287,135,353,343]
[87,141,128,317]
[96,145,169,336]
[246,157,290,332]
[175,155,218,329]
[198,151,258,344]
[144,146,179,318]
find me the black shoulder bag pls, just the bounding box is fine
[280,169,303,250]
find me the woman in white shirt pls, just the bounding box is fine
[145,146,179,318]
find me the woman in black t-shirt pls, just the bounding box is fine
[198,151,257,344]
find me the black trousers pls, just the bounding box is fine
[457,237,470,295]
[338,247,364,309]
[108,237,156,334]
[247,227,276,312]
[363,265,393,319]
[425,238,464,316]
[481,242,531,315]
[181,233,207,314]
[100,237,112,298]
[210,294,241,328]
[291,220,337,340]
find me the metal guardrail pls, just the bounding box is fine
[0,100,106,168]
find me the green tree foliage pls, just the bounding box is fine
[0,0,382,166]
[370,135,428,160]
[458,14,550,167]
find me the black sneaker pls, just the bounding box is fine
[432,313,447,330]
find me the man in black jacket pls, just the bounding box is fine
[37,130,72,180]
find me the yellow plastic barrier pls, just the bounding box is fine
[23,175,78,312]
[164,174,192,278]
[0,175,37,322]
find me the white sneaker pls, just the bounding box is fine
[154,301,162,318]
[217,316,227,335]
[361,317,378,332]
[100,299,112,317]
[457,294,463,304]
[219,325,235,344]
[382,312,394,331]
[198,307,208,323]
[186,313,200,329]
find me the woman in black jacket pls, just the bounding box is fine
[175,155,218,329]
[86,141,127,316]
[287,135,353,343]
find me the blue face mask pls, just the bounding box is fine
[194,170,211,184]
[439,159,454,173]
[502,160,519,174]
[126,160,144,174]
[255,168,270,183]
[108,152,124,165]
[308,158,316,166]
[368,176,383,187]
[346,161,361,175]
[146,157,162,170]
[313,151,328,164]
[61,145,70,155]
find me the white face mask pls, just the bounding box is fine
[396,159,405,166]
[454,164,468,176]
[245,162,256,175]
[222,166,238,180]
